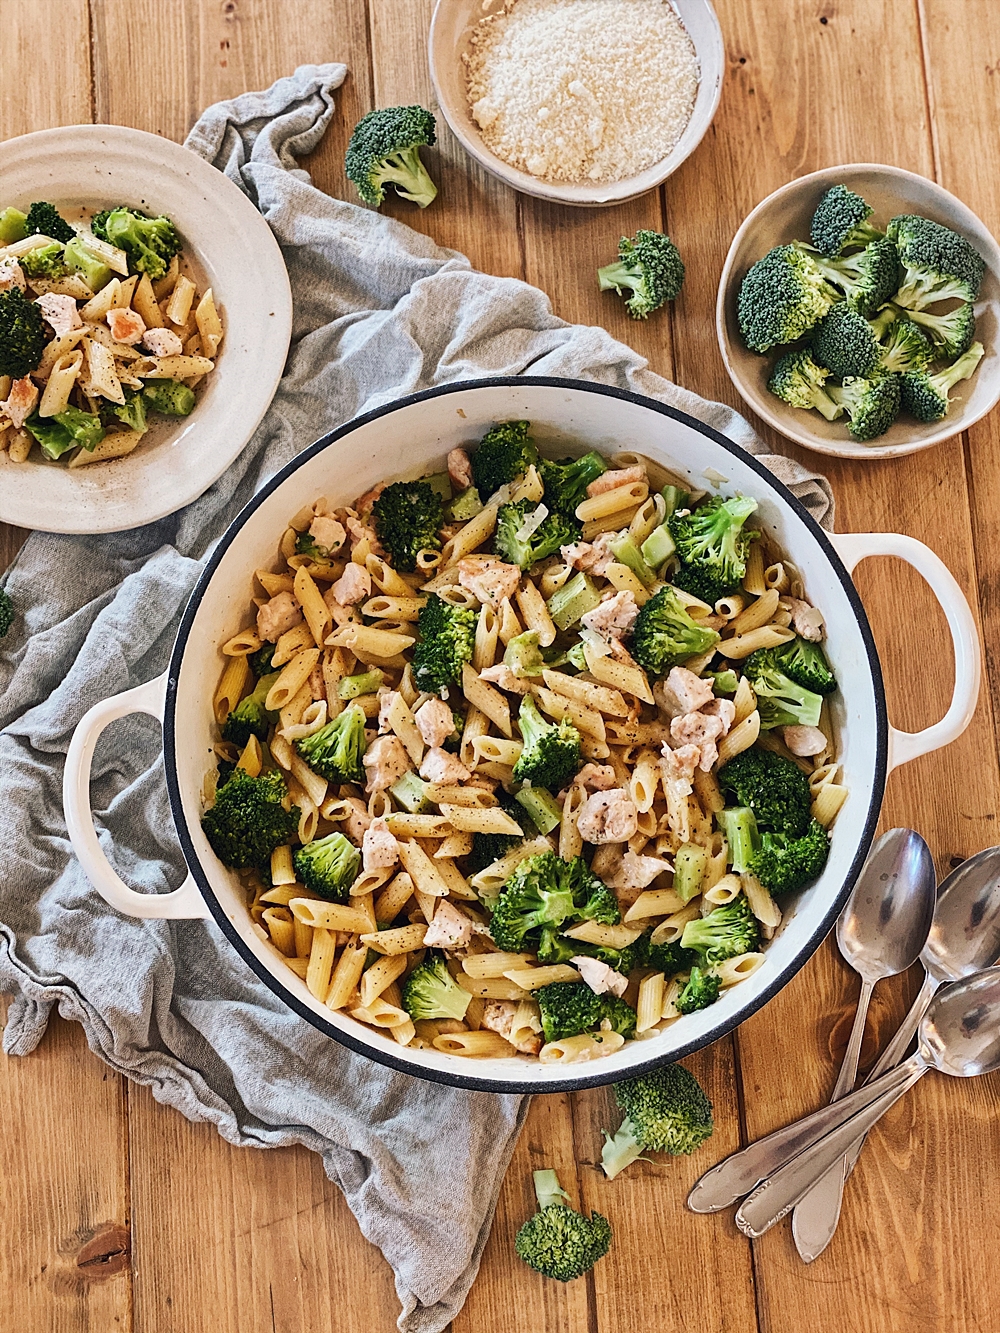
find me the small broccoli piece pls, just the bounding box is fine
[718,747,812,835]
[715,807,761,874]
[25,201,75,243]
[810,184,885,256]
[750,818,831,895]
[803,238,900,318]
[768,347,845,421]
[338,668,385,699]
[503,628,547,678]
[24,407,105,460]
[111,389,148,434]
[515,786,563,836]
[249,642,276,678]
[370,479,444,572]
[681,894,760,964]
[669,563,731,607]
[597,229,685,319]
[221,673,278,748]
[511,694,582,790]
[601,1062,714,1178]
[470,420,539,499]
[401,952,472,1021]
[494,499,579,570]
[201,769,299,870]
[489,851,618,955]
[811,304,881,378]
[0,208,27,243]
[468,789,534,872]
[878,316,935,373]
[515,1169,612,1283]
[631,586,721,677]
[0,287,46,377]
[20,242,67,279]
[762,636,837,696]
[345,105,438,209]
[638,932,699,976]
[600,995,637,1040]
[668,495,759,601]
[536,981,603,1043]
[0,589,13,638]
[899,341,985,423]
[896,302,976,360]
[826,371,901,442]
[737,244,841,353]
[412,593,477,694]
[91,206,181,280]
[675,967,722,1015]
[888,214,986,309]
[448,486,483,521]
[294,702,368,783]
[742,649,824,729]
[64,236,112,292]
[293,830,361,902]
[143,380,196,416]
[538,451,608,515]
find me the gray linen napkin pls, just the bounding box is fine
[0,65,834,1332]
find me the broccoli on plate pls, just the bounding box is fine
[600,995,638,1039]
[24,407,105,460]
[630,586,720,677]
[601,1062,714,1178]
[811,303,884,379]
[345,105,438,209]
[538,451,608,515]
[809,184,885,256]
[469,420,538,499]
[536,981,605,1043]
[412,593,477,694]
[370,479,444,571]
[680,894,760,965]
[294,702,368,783]
[715,807,761,874]
[757,636,837,696]
[637,933,699,977]
[511,694,582,790]
[293,831,361,902]
[91,206,181,280]
[25,201,76,243]
[20,242,67,279]
[877,316,935,373]
[768,348,844,421]
[802,237,900,318]
[597,229,685,319]
[826,370,901,442]
[494,499,580,570]
[401,953,472,1022]
[737,244,841,353]
[897,302,976,360]
[467,788,533,873]
[0,287,46,378]
[514,1169,612,1283]
[752,818,831,895]
[888,214,986,309]
[201,769,299,869]
[899,341,985,422]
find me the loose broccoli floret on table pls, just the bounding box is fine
[631,586,720,676]
[742,649,825,729]
[737,244,841,352]
[294,702,368,783]
[515,1169,612,1283]
[412,593,477,694]
[888,213,986,309]
[810,184,885,256]
[719,747,813,836]
[762,635,837,696]
[804,237,899,317]
[597,229,685,319]
[511,694,582,790]
[897,302,976,360]
[401,952,472,1021]
[826,371,901,442]
[371,479,444,572]
[601,1061,714,1178]
[536,981,604,1043]
[92,205,181,280]
[221,672,278,748]
[25,201,76,243]
[293,830,361,902]
[899,341,985,422]
[494,499,580,570]
[675,967,722,1015]
[668,495,759,603]
[751,818,831,895]
[201,769,299,870]
[0,589,13,638]
[681,894,759,964]
[0,287,46,378]
[716,806,762,874]
[345,105,438,209]
[489,851,618,956]
[20,241,67,279]
[538,451,607,515]
[768,347,844,420]
[470,420,538,499]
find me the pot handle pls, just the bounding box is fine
[63,670,210,919]
[829,532,981,772]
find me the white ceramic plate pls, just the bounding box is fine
[0,125,292,533]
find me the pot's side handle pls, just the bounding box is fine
[63,671,210,920]
[830,532,981,773]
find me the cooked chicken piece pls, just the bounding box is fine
[581,590,639,641]
[585,465,645,498]
[670,711,725,772]
[414,697,456,749]
[656,666,715,718]
[572,955,629,997]
[256,590,303,642]
[321,591,358,626]
[36,292,82,338]
[785,596,825,642]
[612,850,672,890]
[479,664,532,694]
[782,725,828,757]
[457,557,521,607]
[363,734,411,792]
[559,532,616,575]
[574,763,617,791]
[309,515,346,556]
[576,788,638,844]
[355,482,385,513]
[345,514,380,550]
[0,376,38,430]
[378,690,401,733]
[659,742,699,793]
[0,257,25,293]
[141,327,183,357]
[481,1000,542,1055]
[419,746,471,784]
[342,797,372,843]
[447,446,473,491]
[702,697,737,735]
[330,562,371,607]
[423,899,474,950]
[362,817,400,873]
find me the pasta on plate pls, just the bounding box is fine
[201,422,848,1064]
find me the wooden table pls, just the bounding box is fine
[3,1,1000,1329]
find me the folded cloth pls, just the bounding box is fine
[0,65,834,1333]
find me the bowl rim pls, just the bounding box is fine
[716,161,1000,460]
[163,375,887,1092]
[427,0,725,207]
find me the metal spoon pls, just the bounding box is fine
[792,844,1000,1260]
[734,966,1000,1237]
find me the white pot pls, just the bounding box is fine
[63,380,981,1092]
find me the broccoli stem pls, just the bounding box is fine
[546,571,601,630]
[338,668,385,699]
[608,532,657,587]
[515,787,563,835]
[597,260,641,296]
[533,1169,571,1211]
[379,146,438,208]
[716,807,760,874]
[640,523,676,570]
[673,843,709,903]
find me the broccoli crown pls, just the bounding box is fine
[901,302,976,360]
[810,184,884,256]
[412,593,477,694]
[631,585,721,676]
[511,694,582,789]
[806,238,900,318]
[371,480,444,571]
[344,105,438,209]
[504,629,546,678]
[638,932,699,976]
[494,499,580,569]
[489,851,619,955]
[294,702,368,783]
[827,371,900,441]
[91,206,181,280]
[538,451,608,515]
[811,303,882,378]
[221,673,277,748]
[750,818,831,895]
[668,495,759,595]
[741,650,824,730]
[536,981,603,1043]
[680,894,760,964]
[767,347,844,422]
[201,769,299,869]
[888,214,986,308]
[468,789,533,872]
[20,241,68,278]
[249,642,276,678]
[293,830,361,902]
[675,967,722,1015]
[878,317,934,373]
[401,952,472,1022]
[0,589,13,638]
[600,995,637,1040]
[737,245,840,353]
[515,1170,612,1282]
[25,201,75,243]
[597,229,685,318]
[899,340,985,423]
[614,1062,714,1154]
[0,287,46,378]
[470,420,538,499]
[763,635,837,696]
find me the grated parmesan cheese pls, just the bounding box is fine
[464,0,700,184]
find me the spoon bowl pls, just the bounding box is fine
[923,847,1000,984]
[919,966,1000,1077]
[837,828,937,984]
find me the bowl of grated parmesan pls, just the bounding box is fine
[430,0,724,206]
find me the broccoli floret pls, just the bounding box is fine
[597,229,685,319]
[201,769,299,869]
[737,245,841,353]
[249,642,276,678]
[370,479,444,572]
[494,499,580,570]
[681,894,759,964]
[811,303,882,378]
[24,407,105,459]
[718,747,812,835]
[91,206,181,280]
[762,636,837,695]
[675,967,722,1015]
[538,451,608,515]
[489,851,618,954]
[511,694,582,790]
[111,389,148,434]
[64,236,112,292]
[293,830,361,902]
[412,593,477,694]
[742,649,824,729]
[878,316,935,373]
[810,184,885,256]
[600,995,637,1040]
[0,208,27,243]
[668,495,759,601]
[401,952,472,1021]
[827,371,900,442]
[888,214,986,309]
[142,380,196,417]
[638,932,699,976]
[504,628,546,678]
[0,287,46,377]
[221,673,278,748]
[25,201,75,243]
[468,789,534,872]
[470,420,538,499]
[20,242,67,279]
[345,105,438,209]
[515,1169,612,1283]
[716,807,761,874]
[294,702,368,783]
[899,341,985,423]
[896,302,975,361]
[750,818,831,895]
[631,586,721,676]
[803,238,899,318]
[601,1062,714,1178]
[767,347,844,421]
[0,589,13,638]
[536,981,603,1043]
